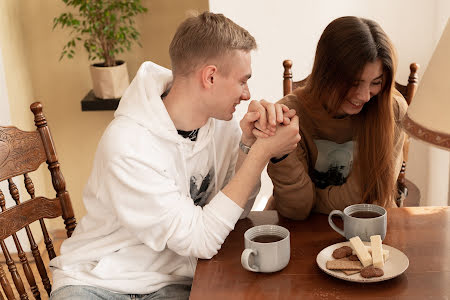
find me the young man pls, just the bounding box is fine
[50,12,300,299]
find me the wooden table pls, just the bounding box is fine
[190,207,449,299]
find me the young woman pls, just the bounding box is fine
[267,16,407,220]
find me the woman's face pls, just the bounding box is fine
[337,59,383,116]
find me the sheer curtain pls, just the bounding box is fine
[0,46,21,251]
[0,48,11,125]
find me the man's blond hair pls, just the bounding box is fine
[169,12,257,77]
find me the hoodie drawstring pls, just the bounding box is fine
[178,143,190,195]
[212,136,218,195]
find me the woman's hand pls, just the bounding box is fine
[240,100,296,146]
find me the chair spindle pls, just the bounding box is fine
[0,263,15,300]
[0,241,28,300]
[23,174,52,295]
[6,181,40,300]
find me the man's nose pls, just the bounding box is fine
[241,86,251,101]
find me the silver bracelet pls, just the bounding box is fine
[239,140,251,154]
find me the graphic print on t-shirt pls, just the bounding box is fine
[190,168,215,207]
[311,140,354,189]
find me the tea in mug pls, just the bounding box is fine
[350,211,382,219]
[251,234,283,243]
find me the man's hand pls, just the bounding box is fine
[240,100,296,146]
[252,115,301,160]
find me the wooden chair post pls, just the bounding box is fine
[283,60,293,96]
[30,103,76,238]
[405,63,420,105]
[396,63,420,206]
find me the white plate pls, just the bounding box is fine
[316,241,409,283]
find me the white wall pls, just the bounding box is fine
[209,0,450,209]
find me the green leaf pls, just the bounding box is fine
[53,0,148,62]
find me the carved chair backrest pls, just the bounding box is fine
[282,60,420,206]
[0,102,76,299]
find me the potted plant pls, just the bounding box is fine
[53,0,148,99]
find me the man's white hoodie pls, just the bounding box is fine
[50,62,256,294]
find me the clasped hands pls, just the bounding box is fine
[240,100,301,160]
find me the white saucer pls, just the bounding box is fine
[316,241,409,283]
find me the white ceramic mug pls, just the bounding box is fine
[328,203,387,241]
[241,225,290,273]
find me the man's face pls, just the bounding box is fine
[209,50,252,121]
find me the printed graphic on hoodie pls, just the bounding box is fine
[190,168,215,207]
[311,140,354,189]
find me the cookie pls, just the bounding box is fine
[360,266,384,278]
[342,269,360,275]
[332,246,353,259]
[326,260,363,270]
[348,254,359,261]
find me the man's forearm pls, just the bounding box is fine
[222,143,268,209]
[234,135,255,173]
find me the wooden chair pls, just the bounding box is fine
[281,59,420,207]
[0,102,76,299]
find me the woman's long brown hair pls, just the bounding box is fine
[304,16,397,207]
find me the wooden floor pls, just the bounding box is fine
[1,230,65,300]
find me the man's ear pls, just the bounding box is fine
[201,65,217,89]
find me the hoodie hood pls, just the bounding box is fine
[115,61,215,146]
[115,61,172,131]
